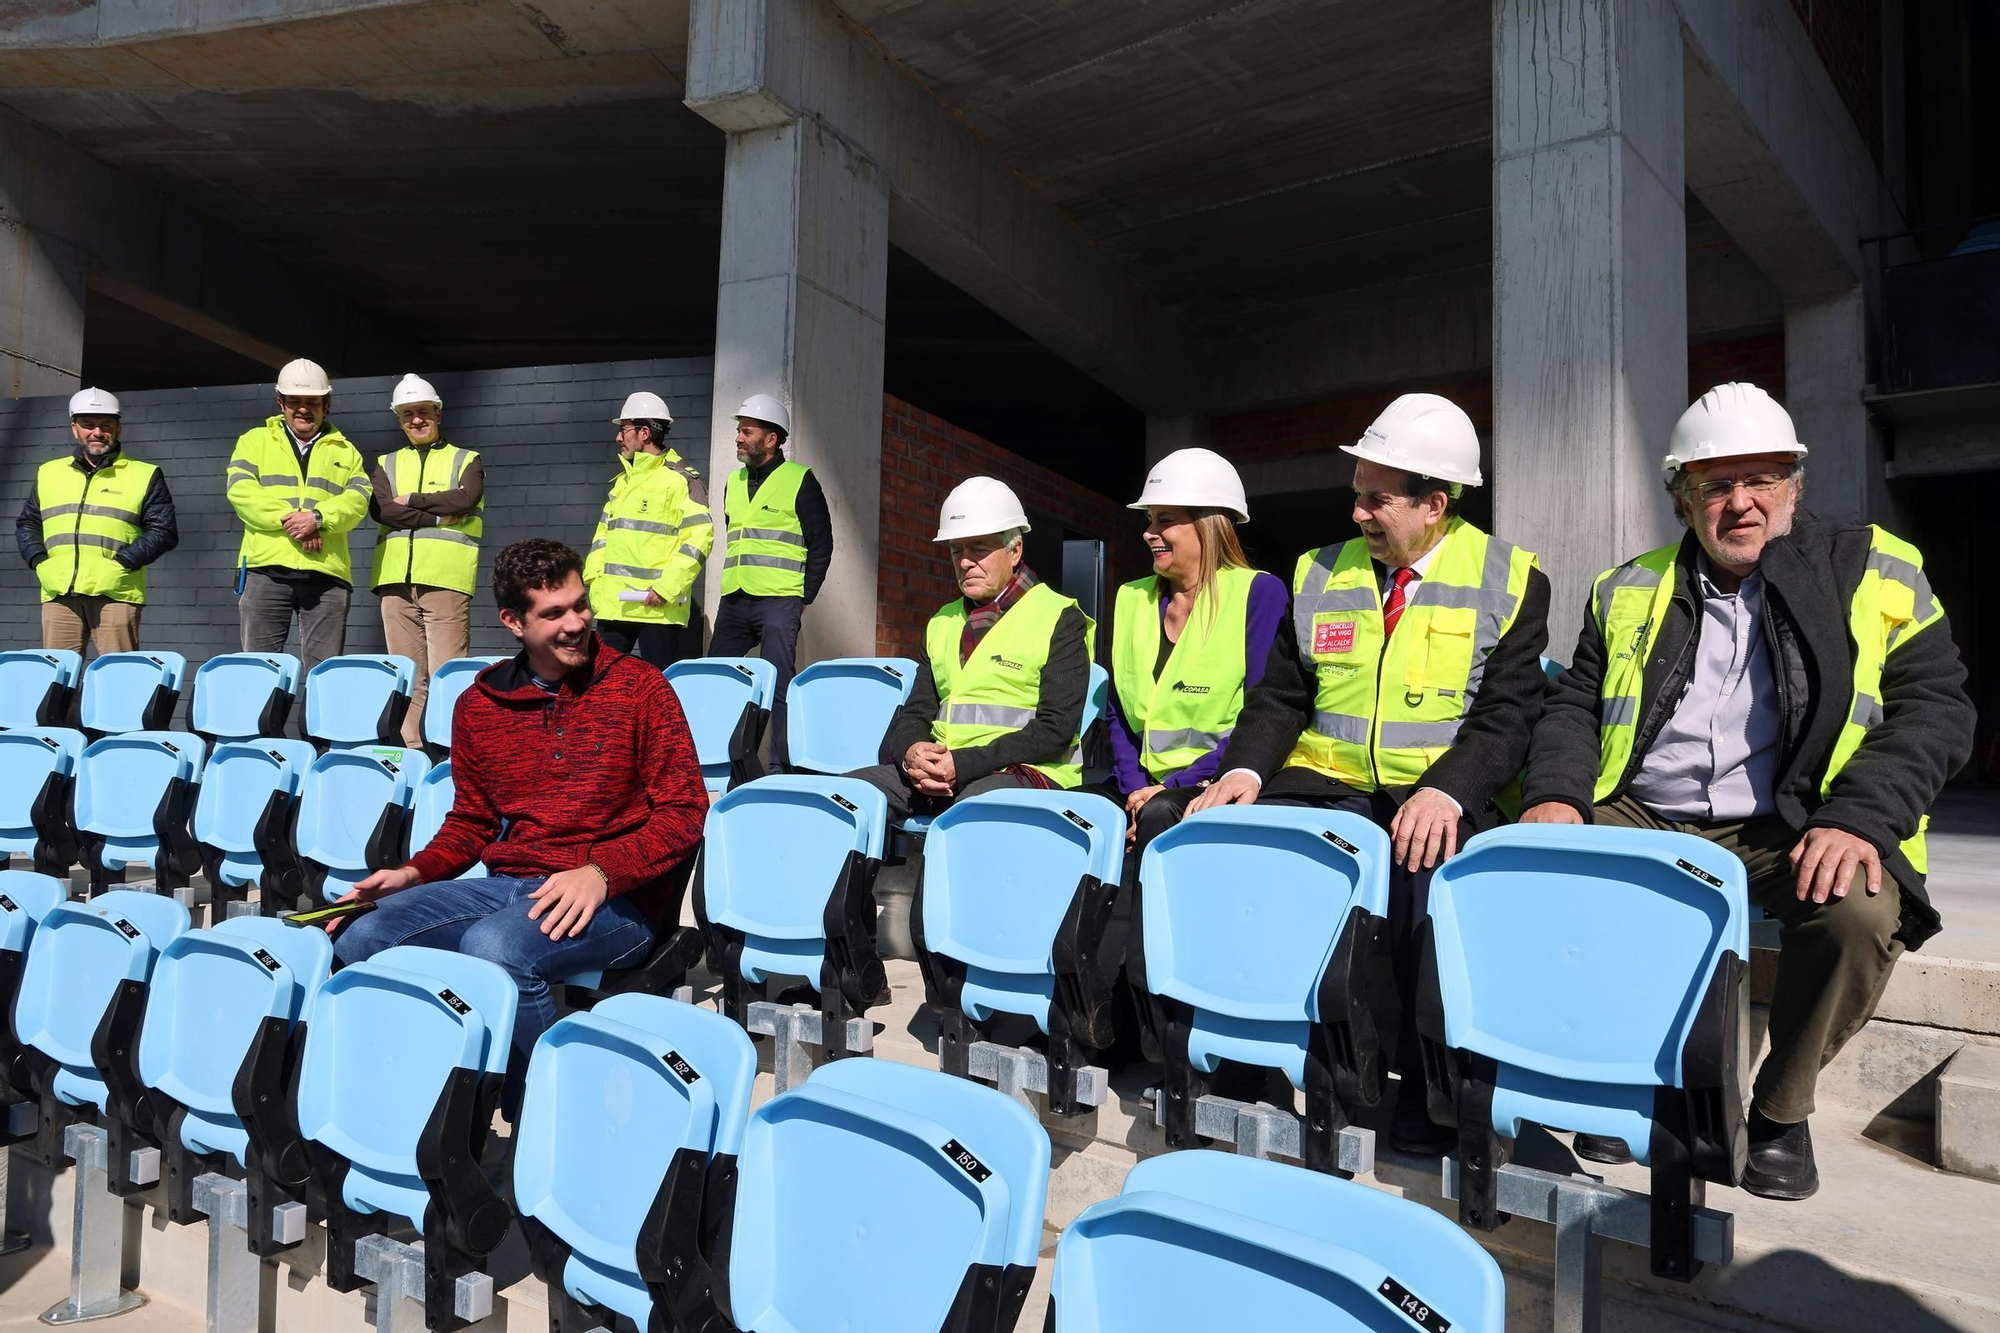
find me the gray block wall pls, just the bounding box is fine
[1,358,713,718]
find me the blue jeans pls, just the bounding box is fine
[333,875,655,1089]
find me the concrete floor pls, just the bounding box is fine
[1918,787,2000,964]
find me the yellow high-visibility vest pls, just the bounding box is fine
[720,462,809,596]
[926,583,1094,788]
[1111,566,1255,782]
[33,453,158,604]
[369,443,483,594]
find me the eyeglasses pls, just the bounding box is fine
[1687,470,1793,504]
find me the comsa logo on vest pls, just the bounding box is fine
[1170,680,1212,695]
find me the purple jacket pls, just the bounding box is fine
[1106,570,1288,793]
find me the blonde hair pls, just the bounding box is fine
[1181,509,1249,631]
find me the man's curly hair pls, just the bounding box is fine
[493,538,583,617]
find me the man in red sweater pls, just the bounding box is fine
[333,537,708,1076]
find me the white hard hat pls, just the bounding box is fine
[1130,447,1250,524]
[1662,382,1808,473]
[69,387,120,418]
[734,394,791,436]
[1341,392,1484,487]
[391,374,442,411]
[934,476,1031,543]
[613,391,675,426]
[276,358,332,397]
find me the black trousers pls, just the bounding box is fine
[1085,782,1204,1065]
[708,592,804,766]
[596,618,698,669]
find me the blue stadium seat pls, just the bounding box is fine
[6,890,189,1170]
[100,915,333,1222]
[515,994,758,1331]
[190,652,301,744]
[1539,654,1565,682]
[294,945,516,1316]
[409,759,488,879]
[784,656,918,773]
[0,871,67,1139]
[73,730,207,893]
[663,657,778,794]
[304,654,417,749]
[695,776,888,1049]
[79,650,186,735]
[1134,806,1390,1173]
[423,655,506,751]
[294,747,431,902]
[913,788,1126,1115]
[194,739,319,915]
[671,1058,1049,1333]
[1050,1151,1504,1333]
[0,727,84,875]
[1418,824,1750,1280]
[0,649,81,728]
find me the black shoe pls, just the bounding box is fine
[1741,1111,1819,1200]
[1573,1132,1635,1165]
[1389,1077,1455,1156]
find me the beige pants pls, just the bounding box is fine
[42,596,141,656]
[378,584,472,746]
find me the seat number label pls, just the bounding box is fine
[662,1050,700,1083]
[438,989,471,1015]
[1379,1277,1450,1332]
[1675,858,1723,887]
[113,918,141,939]
[940,1139,990,1182]
[253,949,282,972]
[829,794,859,812]
[0,895,15,913]
[1062,810,1094,831]
[1321,830,1360,854]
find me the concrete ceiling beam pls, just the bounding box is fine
[0,0,424,49]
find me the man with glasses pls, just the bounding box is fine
[1189,392,1550,1154]
[369,374,485,745]
[18,387,179,656]
[1521,382,1973,1200]
[583,391,712,667]
[228,358,369,693]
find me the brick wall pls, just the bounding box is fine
[1,358,712,721]
[1789,0,1884,165]
[877,395,1140,656]
[1688,332,1787,404]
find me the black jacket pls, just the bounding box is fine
[739,455,834,605]
[884,604,1092,788]
[1522,510,1974,947]
[16,445,180,574]
[1213,562,1553,815]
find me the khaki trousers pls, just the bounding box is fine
[1593,793,1905,1122]
[42,596,141,656]
[378,584,472,746]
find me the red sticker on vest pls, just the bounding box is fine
[1314,618,1357,655]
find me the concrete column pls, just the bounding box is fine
[1144,415,1212,465]
[1492,0,1687,650]
[0,122,86,397]
[1784,288,1871,522]
[702,117,889,663]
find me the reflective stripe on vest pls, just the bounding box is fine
[33,454,156,605]
[584,451,702,626]
[1111,566,1255,782]
[721,462,809,596]
[1285,518,1536,791]
[926,583,1093,788]
[369,443,483,594]
[1590,528,1941,874]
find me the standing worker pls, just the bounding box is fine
[17,387,179,656]
[1188,392,1551,1154]
[369,374,485,745]
[227,358,369,688]
[584,391,712,667]
[709,393,833,765]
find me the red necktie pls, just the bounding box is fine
[1383,566,1416,637]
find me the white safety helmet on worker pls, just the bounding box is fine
[276,358,332,397]
[1662,382,1808,473]
[69,387,120,418]
[391,374,442,411]
[734,394,790,437]
[613,391,674,427]
[935,476,1031,543]
[1341,392,1483,487]
[1129,447,1250,523]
